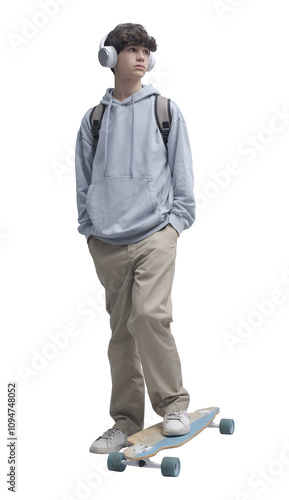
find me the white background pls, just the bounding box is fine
[1,0,289,498]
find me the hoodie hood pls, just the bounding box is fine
[100,83,159,106]
[99,85,160,178]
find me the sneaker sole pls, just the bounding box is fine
[162,426,191,437]
[89,443,127,454]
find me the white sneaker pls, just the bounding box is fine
[89,428,128,454]
[163,411,190,436]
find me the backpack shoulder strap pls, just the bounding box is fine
[155,95,171,148]
[89,97,171,152]
[89,103,106,151]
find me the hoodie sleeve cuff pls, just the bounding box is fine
[168,213,193,236]
[85,227,93,242]
[77,223,93,242]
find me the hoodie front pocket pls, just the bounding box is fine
[86,177,162,238]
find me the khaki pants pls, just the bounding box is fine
[88,224,190,435]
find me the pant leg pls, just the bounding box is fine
[127,224,190,416]
[88,236,145,435]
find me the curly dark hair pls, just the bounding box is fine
[105,23,157,67]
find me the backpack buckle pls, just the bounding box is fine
[91,120,100,137]
[161,121,170,143]
[91,120,100,150]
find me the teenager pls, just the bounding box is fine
[75,23,195,454]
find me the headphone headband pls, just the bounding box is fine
[98,34,155,71]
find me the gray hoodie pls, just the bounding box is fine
[75,84,195,244]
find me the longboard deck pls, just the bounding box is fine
[124,407,219,461]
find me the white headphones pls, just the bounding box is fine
[98,34,155,72]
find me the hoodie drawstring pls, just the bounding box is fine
[129,95,135,179]
[103,98,113,178]
[103,92,136,179]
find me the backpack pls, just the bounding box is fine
[89,95,171,155]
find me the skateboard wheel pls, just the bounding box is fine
[161,457,181,477]
[107,452,127,472]
[219,419,235,435]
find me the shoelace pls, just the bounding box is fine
[100,428,122,441]
[165,411,185,420]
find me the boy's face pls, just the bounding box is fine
[114,45,150,80]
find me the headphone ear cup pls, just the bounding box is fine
[98,46,118,68]
[146,52,156,72]
[98,34,118,68]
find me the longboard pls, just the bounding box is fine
[124,406,220,460]
[107,407,235,477]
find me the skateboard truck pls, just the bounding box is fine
[109,453,181,477]
[208,418,235,434]
[121,458,164,469]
